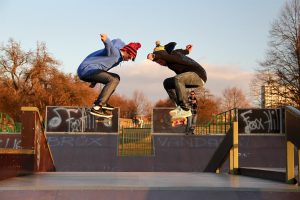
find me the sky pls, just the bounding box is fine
[0,0,285,103]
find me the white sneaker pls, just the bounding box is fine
[169,106,181,116]
[172,109,192,119]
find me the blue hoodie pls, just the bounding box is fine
[77,38,125,79]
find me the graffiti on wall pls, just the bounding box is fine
[238,108,282,134]
[152,108,186,133]
[46,106,119,133]
[0,136,21,149]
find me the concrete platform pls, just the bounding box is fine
[0,172,300,200]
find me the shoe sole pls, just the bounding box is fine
[102,106,114,111]
[172,114,192,119]
[90,111,112,118]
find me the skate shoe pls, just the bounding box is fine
[169,106,181,116]
[102,103,114,111]
[172,109,192,119]
[90,106,112,118]
[89,82,97,88]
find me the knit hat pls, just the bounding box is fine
[153,41,177,54]
[153,41,165,52]
[121,42,141,61]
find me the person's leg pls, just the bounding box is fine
[164,77,182,116]
[163,77,178,105]
[85,71,120,106]
[186,116,192,134]
[83,71,119,116]
[172,72,203,118]
[174,72,203,110]
[191,114,197,134]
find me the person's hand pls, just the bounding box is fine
[186,44,193,53]
[100,33,108,42]
[147,53,155,60]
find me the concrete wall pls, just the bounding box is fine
[0,134,286,172]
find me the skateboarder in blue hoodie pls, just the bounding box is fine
[77,33,141,117]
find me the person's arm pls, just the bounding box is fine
[111,39,126,56]
[193,98,198,108]
[152,51,194,66]
[100,33,113,56]
[173,49,189,55]
[172,44,193,55]
[100,33,107,43]
[186,44,193,53]
[147,53,155,60]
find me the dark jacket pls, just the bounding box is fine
[153,49,207,83]
[188,96,198,114]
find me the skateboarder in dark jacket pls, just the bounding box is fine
[147,42,207,119]
[77,33,141,117]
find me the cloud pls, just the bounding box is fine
[204,64,254,98]
[111,60,174,102]
[110,60,254,103]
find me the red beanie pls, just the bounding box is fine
[121,42,141,61]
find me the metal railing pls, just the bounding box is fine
[119,127,154,156]
[200,108,237,134]
[120,120,152,129]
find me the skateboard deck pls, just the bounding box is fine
[95,117,112,126]
[171,116,187,127]
[90,109,113,124]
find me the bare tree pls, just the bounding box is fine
[154,98,174,107]
[132,90,153,117]
[0,39,97,120]
[0,38,31,93]
[257,0,300,108]
[197,89,222,124]
[108,93,137,118]
[221,86,251,111]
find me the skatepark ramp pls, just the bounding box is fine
[1,171,300,200]
[0,107,55,181]
[1,106,300,199]
[205,106,300,185]
[204,122,238,173]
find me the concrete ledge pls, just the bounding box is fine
[0,148,34,155]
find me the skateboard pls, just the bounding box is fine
[95,117,112,126]
[90,108,113,126]
[171,116,187,127]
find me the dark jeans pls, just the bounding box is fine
[82,70,120,105]
[163,72,203,109]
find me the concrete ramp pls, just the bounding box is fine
[0,172,300,200]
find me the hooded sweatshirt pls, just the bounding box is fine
[77,38,125,79]
[153,49,207,83]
